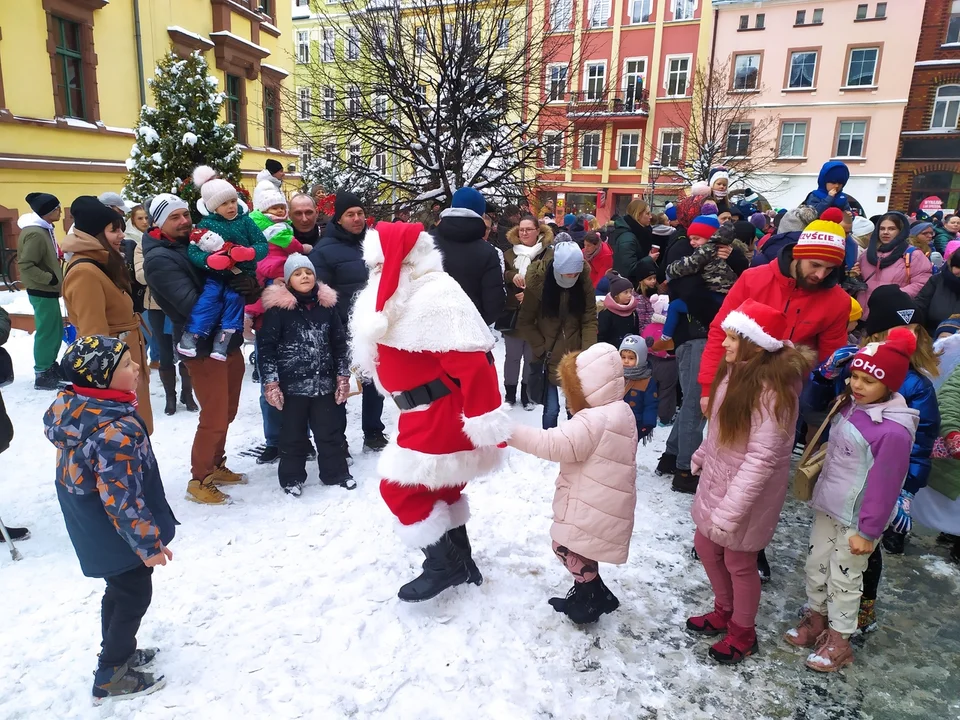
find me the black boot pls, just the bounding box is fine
[0,526,29,542]
[549,576,619,624]
[656,453,677,476]
[757,548,771,584]
[671,469,698,494]
[447,525,483,586]
[398,534,470,602]
[504,384,517,405]
[881,527,906,555]
[158,368,178,416]
[520,383,534,410]
[34,366,60,390]
[178,363,199,412]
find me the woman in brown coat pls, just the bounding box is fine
[61,196,154,434]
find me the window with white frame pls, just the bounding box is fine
[324,142,337,163]
[875,3,885,18]
[580,132,601,169]
[322,28,335,62]
[374,149,387,174]
[673,0,695,21]
[443,23,455,50]
[589,0,610,27]
[374,24,387,50]
[659,129,683,166]
[298,87,311,120]
[468,21,481,46]
[550,0,573,31]
[623,58,646,109]
[787,50,817,89]
[630,0,652,23]
[856,3,868,19]
[584,62,606,100]
[374,91,387,117]
[300,142,312,171]
[347,85,361,115]
[836,120,867,157]
[543,132,562,168]
[812,8,823,23]
[950,0,960,44]
[496,20,509,48]
[733,53,760,91]
[845,47,878,87]
[665,56,690,96]
[347,27,359,60]
[416,84,427,105]
[726,122,751,156]
[323,86,335,120]
[296,30,310,64]
[778,121,808,157]
[348,141,362,165]
[932,86,960,130]
[415,26,426,54]
[547,64,568,102]
[618,132,640,168]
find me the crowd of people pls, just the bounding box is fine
[3,157,960,702]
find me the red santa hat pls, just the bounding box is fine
[850,327,917,392]
[375,222,423,313]
[721,298,787,352]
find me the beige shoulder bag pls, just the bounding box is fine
[793,395,846,501]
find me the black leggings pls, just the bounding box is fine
[146,309,175,371]
[861,545,883,602]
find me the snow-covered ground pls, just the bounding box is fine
[1,321,959,720]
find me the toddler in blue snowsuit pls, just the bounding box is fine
[620,335,658,443]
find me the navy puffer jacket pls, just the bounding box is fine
[308,221,368,326]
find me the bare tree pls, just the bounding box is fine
[660,58,783,188]
[288,0,599,213]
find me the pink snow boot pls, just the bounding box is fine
[708,621,758,665]
[685,603,732,636]
[805,629,854,672]
[784,609,827,648]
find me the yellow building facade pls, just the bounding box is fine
[0,0,293,249]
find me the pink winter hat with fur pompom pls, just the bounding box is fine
[193,165,237,214]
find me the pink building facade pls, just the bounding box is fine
[534,0,713,222]
[712,0,920,215]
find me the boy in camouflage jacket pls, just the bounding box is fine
[44,335,177,704]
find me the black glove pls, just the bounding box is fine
[638,425,653,439]
[227,274,262,303]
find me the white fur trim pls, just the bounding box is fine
[448,495,470,529]
[721,310,784,352]
[440,207,483,220]
[394,501,451,548]
[461,405,512,447]
[378,444,503,490]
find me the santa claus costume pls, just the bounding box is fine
[350,222,511,602]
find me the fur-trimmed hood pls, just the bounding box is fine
[261,281,337,311]
[349,226,495,381]
[507,223,554,248]
[557,343,625,415]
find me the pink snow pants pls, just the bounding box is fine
[694,530,762,629]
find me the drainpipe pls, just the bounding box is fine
[708,6,719,85]
[134,0,147,107]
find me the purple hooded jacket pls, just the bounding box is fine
[810,394,918,540]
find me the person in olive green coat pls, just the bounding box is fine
[518,240,598,429]
[16,192,64,389]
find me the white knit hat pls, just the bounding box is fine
[254,180,287,212]
[193,165,237,215]
[149,193,189,228]
[283,252,315,284]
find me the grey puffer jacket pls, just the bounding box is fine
[257,281,349,397]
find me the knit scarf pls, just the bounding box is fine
[866,216,910,270]
[583,243,602,261]
[603,293,641,317]
[513,241,546,278]
[623,364,652,381]
[73,385,138,410]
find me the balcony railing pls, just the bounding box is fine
[550,89,650,117]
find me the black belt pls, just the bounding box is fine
[392,352,494,411]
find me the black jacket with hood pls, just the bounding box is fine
[433,210,506,325]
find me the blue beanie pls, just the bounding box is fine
[563,213,577,228]
[450,187,486,217]
[664,205,677,221]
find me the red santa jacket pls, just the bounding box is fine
[697,245,849,397]
[350,229,510,489]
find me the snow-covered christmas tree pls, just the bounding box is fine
[124,50,244,217]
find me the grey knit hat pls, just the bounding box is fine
[553,240,584,274]
[283,252,316,284]
[619,334,647,363]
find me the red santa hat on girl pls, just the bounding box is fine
[850,327,917,392]
[721,298,787,352]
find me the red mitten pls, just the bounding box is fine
[946,431,960,460]
[207,252,233,271]
[229,245,256,263]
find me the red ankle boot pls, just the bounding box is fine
[685,603,732,636]
[708,621,758,664]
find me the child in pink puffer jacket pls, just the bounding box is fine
[687,299,811,664]
[508,343,638,626]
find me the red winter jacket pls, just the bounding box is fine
[697,244,849,397]
[586,241,613,289]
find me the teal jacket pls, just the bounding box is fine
[189,210,268,279]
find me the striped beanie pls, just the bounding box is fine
[793,207,846,265]
[687,215,720,240]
